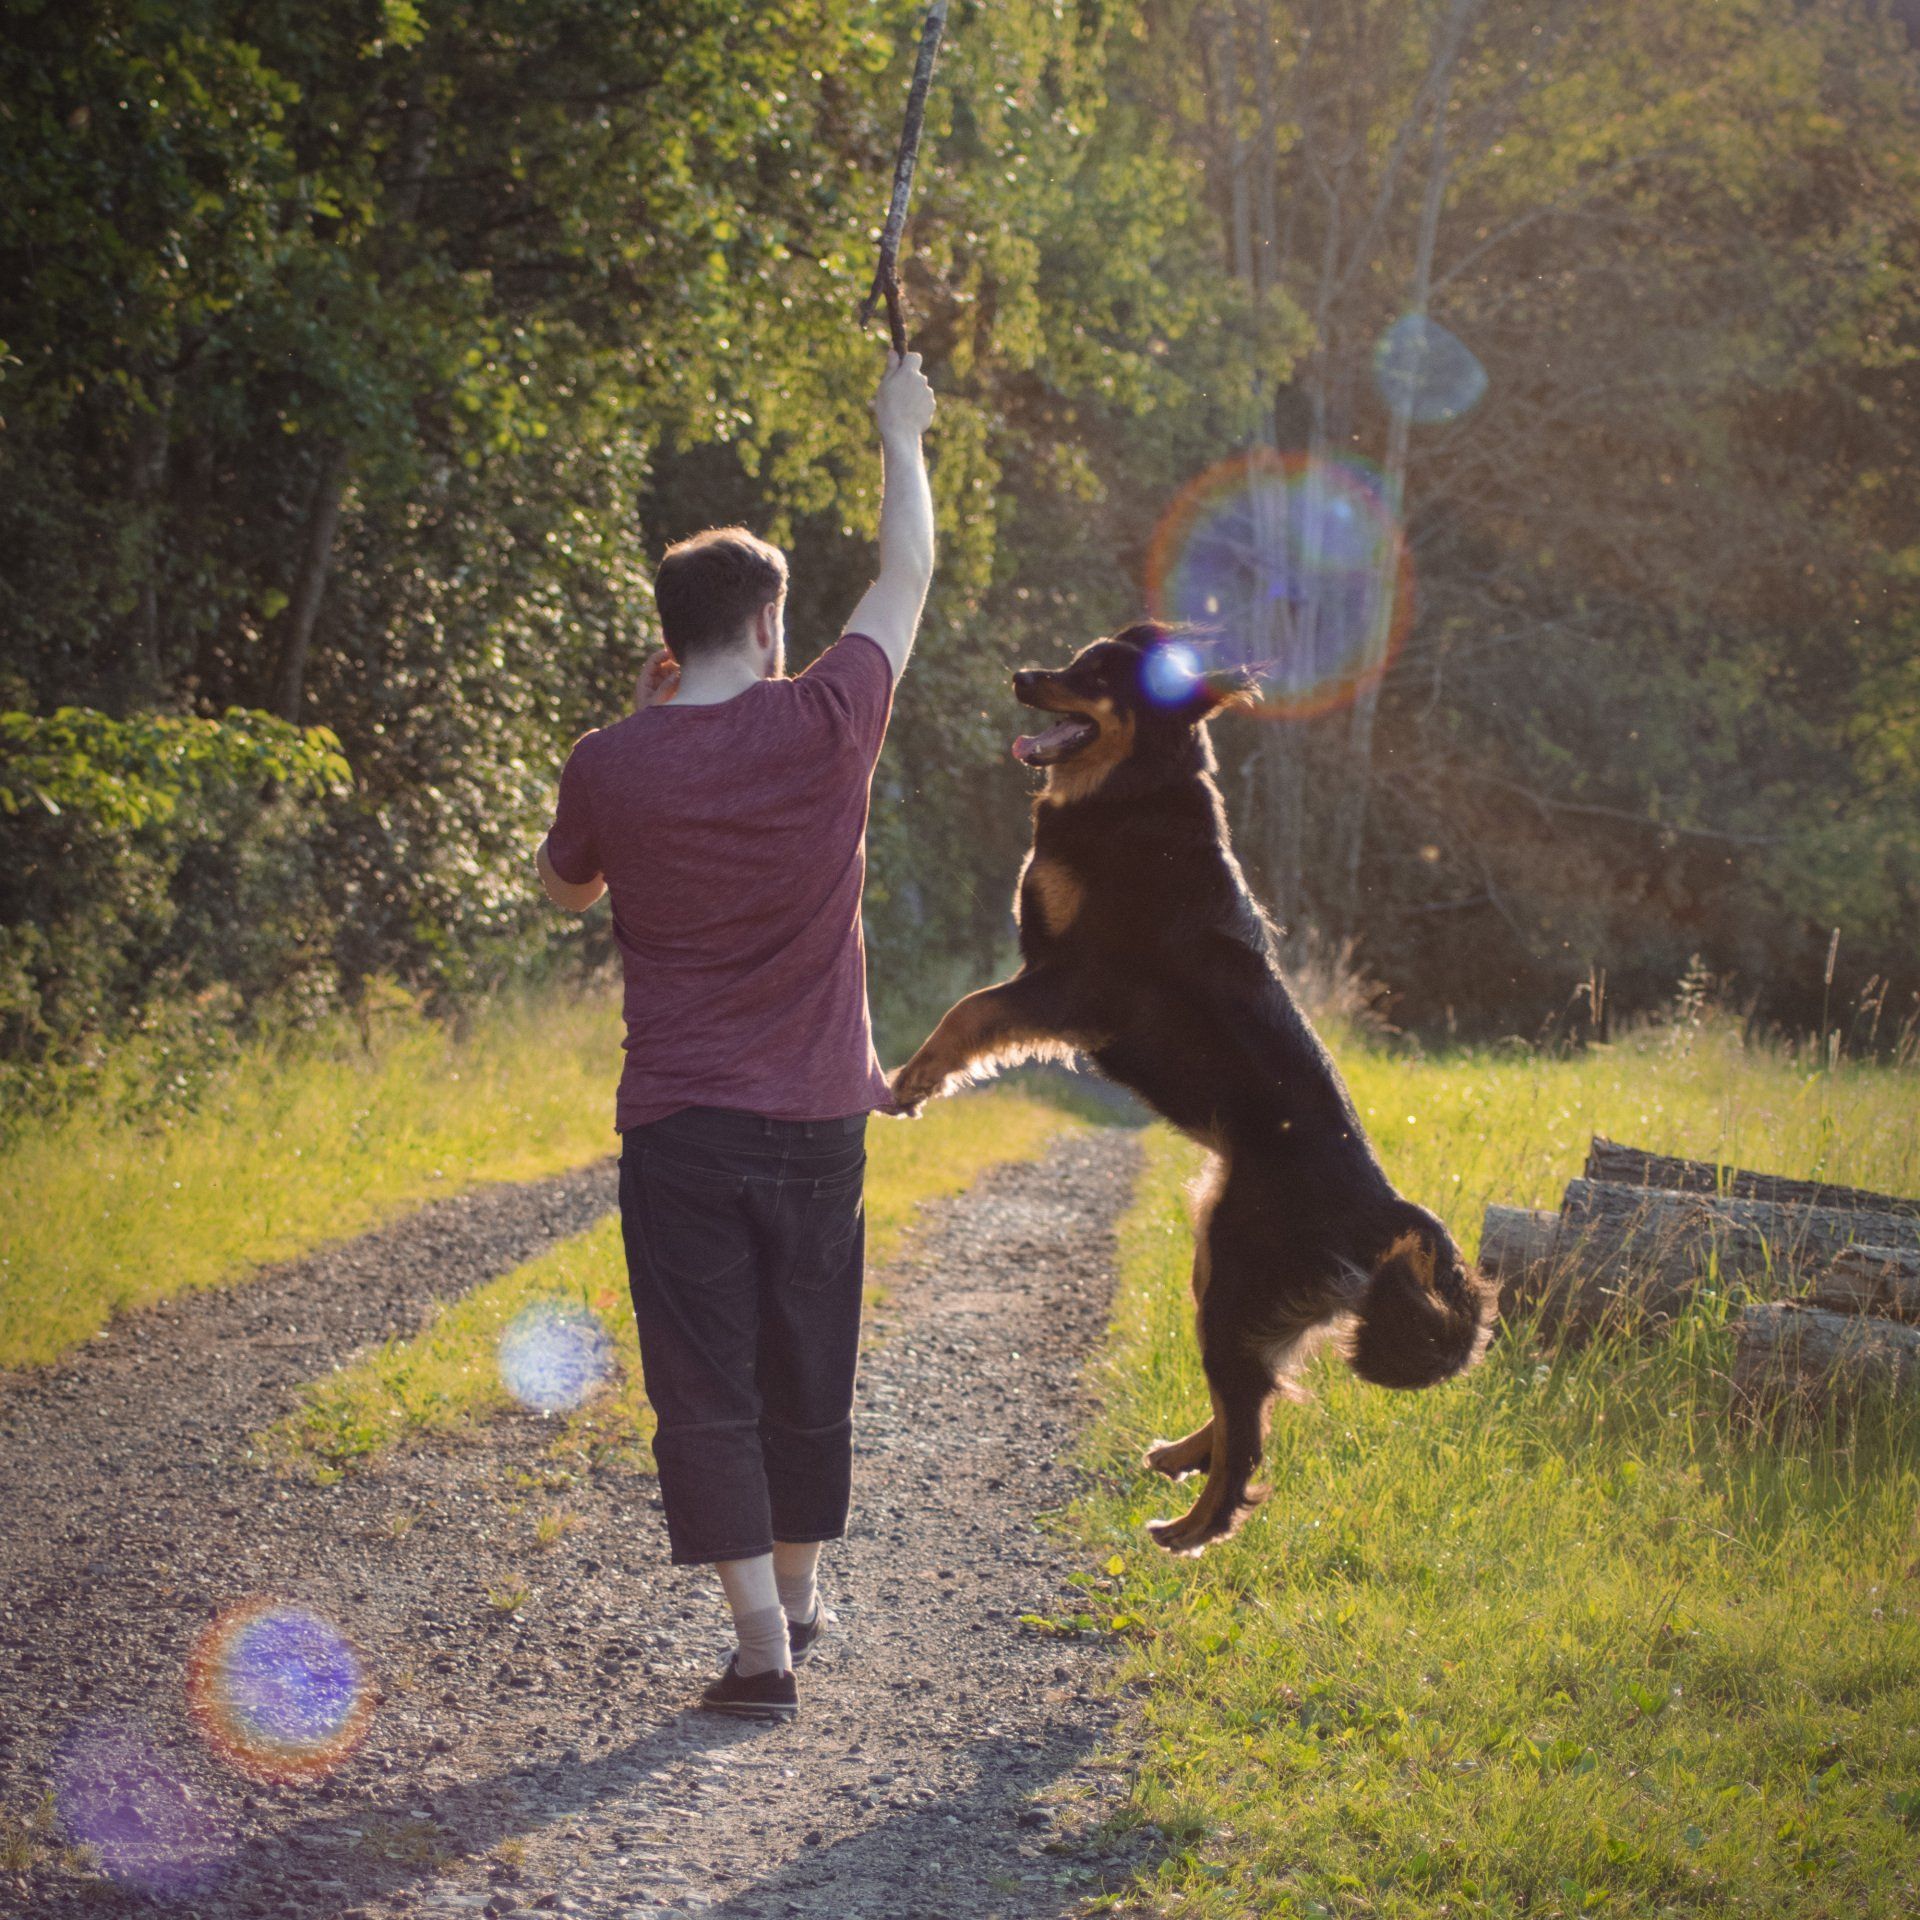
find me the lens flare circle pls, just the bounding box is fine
[54,1717,235,1897]
[1144,449,1414,719]
[1142,640,1205,706]
[498,1298,615,1414]
[187,1600,373,1782]
[1373,313,1487,425]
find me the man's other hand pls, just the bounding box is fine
[537,838,606,912]
[634,650,680,713]
[876,351,935,443]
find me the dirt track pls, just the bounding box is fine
[2,1126,1150,1918]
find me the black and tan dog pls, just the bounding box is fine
[887,622,1496,1555]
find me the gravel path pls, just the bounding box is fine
[2,1125,1148,1918]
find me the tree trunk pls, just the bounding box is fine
[1583,1137,1920,1219]
[1482,1198,1559,1290]
[1806,1244,1920,1321]
[1731,1301,1920,1418]
[266,99,434,724]
[1562,1177,1920,1266]
[270,443,348,722]
[1244,5,1308,934]
[123,373,175,707]
[1333,0,1476,933]
[1479,1204,1561,1317]
[1491,1180,1920,1335]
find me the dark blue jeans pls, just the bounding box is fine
[619,1106,868,1565]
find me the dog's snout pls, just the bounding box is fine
[1012,669,1043,702]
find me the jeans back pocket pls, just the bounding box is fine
[786,1159,866,1293]
[637,1149,754,1289]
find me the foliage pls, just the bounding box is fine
[1072,1025,1920,1918]
[0,706,353,1066]
[0,706,347,830]
[1,0,1917,1060]
[1097,0,1920,1030]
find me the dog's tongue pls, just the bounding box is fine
[1012,718,1091,766]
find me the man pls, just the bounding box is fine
[536,352,936,1721]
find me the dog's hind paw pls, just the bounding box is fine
[1147,1480,1267,1556]
[1143,1437,1208,1482]
[1145,1515,1214,1558]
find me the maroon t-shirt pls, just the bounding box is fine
[544,633,896,1131]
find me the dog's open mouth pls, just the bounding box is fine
[1011,715,1099,767]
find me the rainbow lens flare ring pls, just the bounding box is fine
[497,1297,615,1414]
[1145,449,1414,720]
[187,1600,374,1782]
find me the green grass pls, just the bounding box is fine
[260,1086,1082,1473]
[0,988,626,1370]
[1070,1024,1920,1919]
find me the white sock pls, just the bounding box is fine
[715,1555,790,1677]
[772,1540,822,1626]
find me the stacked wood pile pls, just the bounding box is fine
[1481,1137,1920,1415]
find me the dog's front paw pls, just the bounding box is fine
[882,1063,937,1117]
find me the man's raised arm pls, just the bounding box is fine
[845,352,936,679]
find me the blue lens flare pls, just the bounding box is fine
[54,1718,235,1898]
[188,1602,374,1782]
[1141,641,1205,706]
[1373,313,1487,425]
[498,1299,615,1414]
[1145,452,1413,718]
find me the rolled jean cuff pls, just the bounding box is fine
[651,1419,772,1566]
[667,1539,776,1569]
[761,1415,853,1545]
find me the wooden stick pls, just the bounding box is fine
[859,1,951,356]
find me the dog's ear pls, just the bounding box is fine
[1197,669,1261,715]
[1378,1229,1439,1294]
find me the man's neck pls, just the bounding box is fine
[671,650,771,707]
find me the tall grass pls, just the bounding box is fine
[0,989,625,1369]
[1072,1027,1920,1919]
[1343,1014,1920,1255]
[260,1086,1083,1474]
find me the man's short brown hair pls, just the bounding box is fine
[652,527,788,663]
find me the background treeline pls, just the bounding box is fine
[4,0,1918,1094]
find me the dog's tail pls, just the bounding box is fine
[1347,1225,1496,1391]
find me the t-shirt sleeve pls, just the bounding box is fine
[544,732,601,885]
[796,632,895,767]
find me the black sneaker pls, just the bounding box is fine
[787,1607,831,1666]
[699,1657,797,1722]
